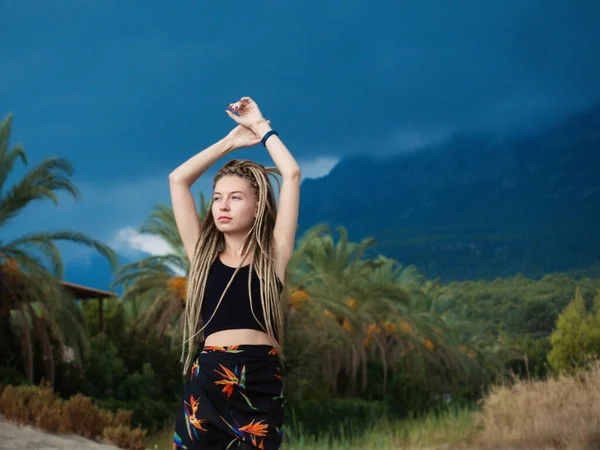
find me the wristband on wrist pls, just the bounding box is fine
[261,130,279,146]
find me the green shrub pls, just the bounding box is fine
[548,288,600,374]
[82,334,126,398]
[116,363,160,401]
[504,336,551,379]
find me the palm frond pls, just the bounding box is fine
[1,247,57,279]
[0,114,27,190]
[8,230,118,273]
[198,191,210,217]
[4,235,63,278]
[111,254,182,288]
[0,157,79,228]
[138,204,184,256]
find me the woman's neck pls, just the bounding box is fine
[221,234,252,260]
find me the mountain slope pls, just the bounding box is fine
[298,104,600,281]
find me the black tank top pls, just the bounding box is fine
[200,256,283,339]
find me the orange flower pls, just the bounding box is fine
[364,323,380,346]
[1,258,22,282]
[424,339,435,350]
[290,290,309,307]
[2,258,20,273]
[323,308,336,319]
[399,321,412,333]
[346,298,358,310]
[168,276,188,300]
[383,322,397,334]
[342,318,352,332]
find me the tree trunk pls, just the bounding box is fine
[0,314,10,364]
[17,305,34,383]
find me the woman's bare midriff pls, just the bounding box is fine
[204,329,273,347]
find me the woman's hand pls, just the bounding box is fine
[226,120,270,149]
[226,96,268,131]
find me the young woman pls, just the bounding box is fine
[170,97,300,449]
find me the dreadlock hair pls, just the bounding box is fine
[180,159,286,375]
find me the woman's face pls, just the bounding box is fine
[212,175,258,233]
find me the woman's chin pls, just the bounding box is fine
[216,223,254,235]
[215,222,238,233]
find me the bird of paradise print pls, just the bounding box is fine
[239,419,269,437]
[219,414,245,446]
[214,363,257,410]
[250,434,266,449]
[202,345,244,353]
[272,379,285,406]
[190,358,200,380]
[220,415,269,443]
[214,364,242,398]
[183,394,207,441]
[172,431,187,449]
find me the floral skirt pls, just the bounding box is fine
[173,344,285,450]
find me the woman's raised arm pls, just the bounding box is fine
[169,138,235,261]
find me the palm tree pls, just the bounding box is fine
[0,113,118,386]
[358,259,503,392]
[424,279,515,376]
[284,225,432,395]
[285,226,505,399]
[111,194,210,338]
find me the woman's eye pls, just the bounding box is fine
[232,196,241,200]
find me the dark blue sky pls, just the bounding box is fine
[2,0,600,288]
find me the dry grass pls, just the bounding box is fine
[472,362,600,450]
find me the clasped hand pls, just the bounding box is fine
[225,97,270,149]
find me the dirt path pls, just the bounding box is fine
[0,418,118,450]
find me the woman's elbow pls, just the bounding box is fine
[169,171,189,186]
[283,168,301,181]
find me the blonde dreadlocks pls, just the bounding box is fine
[180,159,286,375]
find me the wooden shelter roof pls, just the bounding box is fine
[0,268,116,300]
[1,268,116,331]
[59,280,117,300]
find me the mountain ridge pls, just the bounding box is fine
[297,103,600,281]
